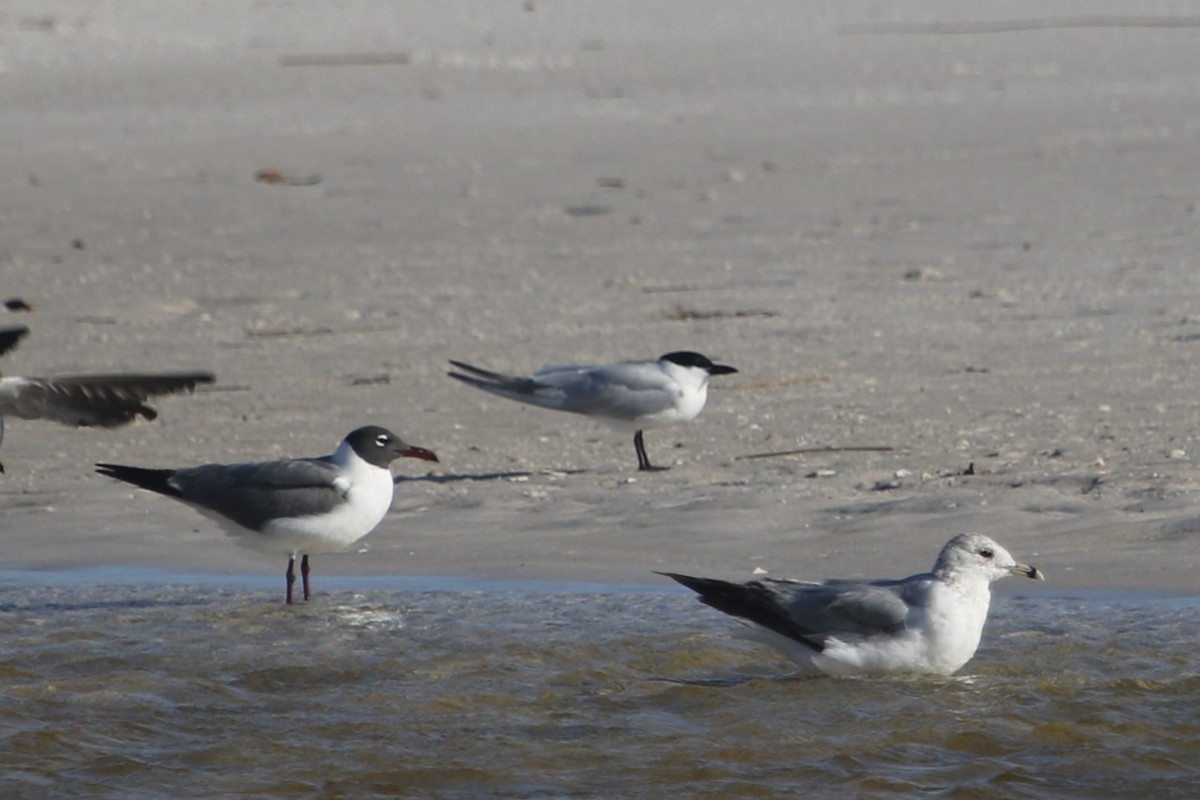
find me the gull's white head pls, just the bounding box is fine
[933,532,1044,583]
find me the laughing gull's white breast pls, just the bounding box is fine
[661,533,1044,676]
[0,325,214,473]
[96,426,439,603]
[448,351,737,471]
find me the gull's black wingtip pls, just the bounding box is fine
[656,570,704,589]
[656,569,825,653]
[656,570,731,595]
[95,463,182,498]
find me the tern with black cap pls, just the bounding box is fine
[448,351,737,471]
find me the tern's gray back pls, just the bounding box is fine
[533,361,681,419]
[171,457,345,531]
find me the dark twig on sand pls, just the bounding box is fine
[735,445,895,461]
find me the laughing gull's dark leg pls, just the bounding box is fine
[634,429,668,472]
[286,555,297,604]
[301,554,312,601]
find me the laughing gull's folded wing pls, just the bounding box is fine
[165,458,354,531]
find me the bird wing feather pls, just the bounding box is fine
[169,458,346,531]
[449,359,680,420]
[531,362,680,419]
[761,577,920,647]
[0,372,213,427]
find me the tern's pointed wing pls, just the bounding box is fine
[0,372,214,427]
[448,360,548,404]
[449,359,678,421]
[534,361,681,418]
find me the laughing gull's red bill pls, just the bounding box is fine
[660,533,1044,676]
[0,325,213,473]
[448,351,737,471]
[96,426,439,603]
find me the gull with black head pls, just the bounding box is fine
[661,533,1044,676]
[448,351,737,471]
[96,426,439,603]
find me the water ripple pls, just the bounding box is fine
[0,583,1196,798]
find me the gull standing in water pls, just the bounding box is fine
[0,325,213,473]
[96,426,439,603]
[448,351,737,471]
[660,533,1044,676]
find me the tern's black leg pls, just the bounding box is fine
[634,429,668,472]
[301,554,312,601]
[286,555,297,604]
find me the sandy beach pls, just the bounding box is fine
[3,0,1200,593]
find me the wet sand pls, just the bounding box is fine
[3,1,1200,593]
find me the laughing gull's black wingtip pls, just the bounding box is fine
[95,463,182,498]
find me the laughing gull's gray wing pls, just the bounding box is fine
[97,457,349,532]
[0,326,29,358]
[0,372,214,427]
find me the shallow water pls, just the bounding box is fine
[0,575,1197,799]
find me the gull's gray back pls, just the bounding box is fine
[767,574,934,640]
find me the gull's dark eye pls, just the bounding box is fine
[375,434,390,448]
[979,548,994,560]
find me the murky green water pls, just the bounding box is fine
[0,574,1197,799]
